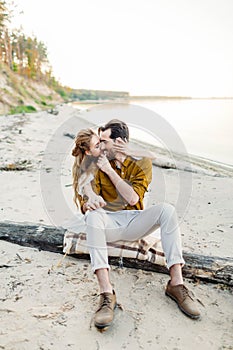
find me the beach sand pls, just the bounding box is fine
[0,104,232,350]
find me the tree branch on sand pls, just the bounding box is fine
[0,221,232,287]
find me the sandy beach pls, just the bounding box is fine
[0,104,233,350]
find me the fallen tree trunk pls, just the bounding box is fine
[0,221,232,286]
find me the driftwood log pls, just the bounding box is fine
[0,221,232,287]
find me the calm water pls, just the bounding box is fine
[129,98,233,166]
[73,98,233,166]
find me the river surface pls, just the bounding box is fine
[72,98,233,167]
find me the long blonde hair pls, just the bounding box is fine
[72,128,97,207]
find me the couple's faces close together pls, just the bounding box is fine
[87,129,115,159]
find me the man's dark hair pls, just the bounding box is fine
[98,119,129,141]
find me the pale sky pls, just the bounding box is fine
[10,0,233,97]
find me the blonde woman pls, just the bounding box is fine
[71,128,106,211]
[62,128,105,234]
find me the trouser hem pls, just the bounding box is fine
[167,258,185,270]
[93,264,111,273]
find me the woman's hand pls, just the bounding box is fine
[84,195,106,212]
[97,154,113,174]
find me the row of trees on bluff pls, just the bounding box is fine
[0,1,53,82]
[0,1,129,101]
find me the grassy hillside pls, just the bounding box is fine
[0,63,130,116]
[0,63,64,115]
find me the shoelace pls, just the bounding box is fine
[181,285,194,301]
[97,293,113,311]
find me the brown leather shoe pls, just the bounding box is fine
[165,280,201,319]
[94,290,117,330]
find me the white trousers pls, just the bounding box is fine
[85,203,185,272]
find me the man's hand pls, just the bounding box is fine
[112,137,131,155]
[97,154,113,174]
[113,137,156,159]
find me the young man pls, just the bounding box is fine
[80,119,200,330]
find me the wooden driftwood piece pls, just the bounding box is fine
[0,221,232,286]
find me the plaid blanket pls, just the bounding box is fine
[63,231,166,267]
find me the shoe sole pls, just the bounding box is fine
[95,323,111,332]
[165,291,200,320]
